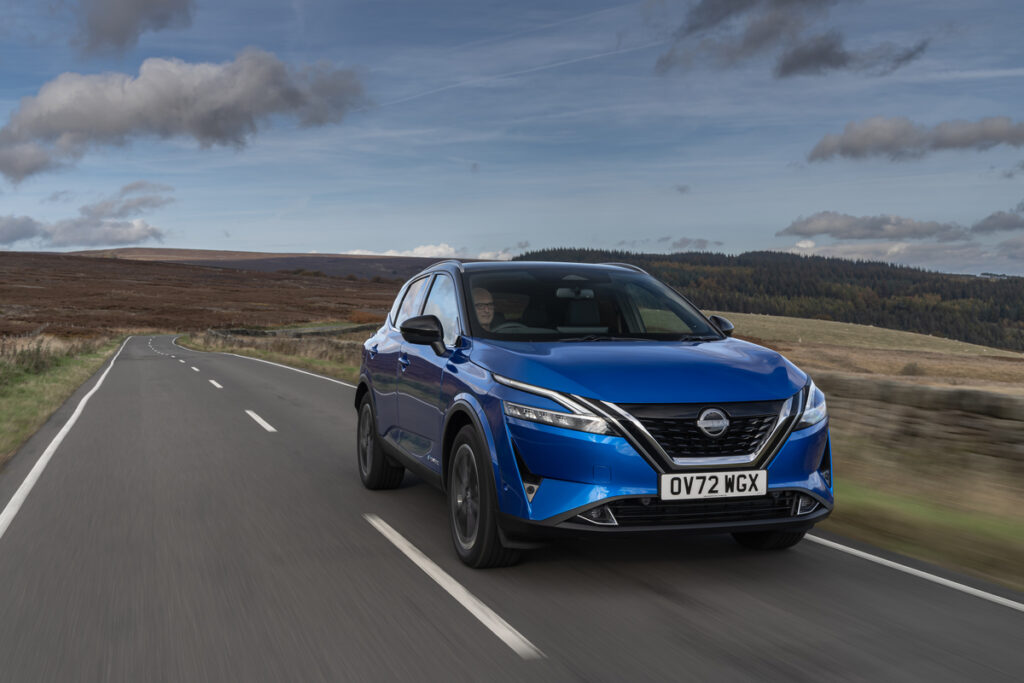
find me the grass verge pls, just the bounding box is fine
[0,339,120,469]
[177,334,361,385]
[821,479,1024,591]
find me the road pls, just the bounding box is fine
[0,335,1020,681]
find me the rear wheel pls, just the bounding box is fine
[448,426,520,568]
[732,530,806,550]
[357,396,404,490]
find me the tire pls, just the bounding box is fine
[447,426,520,568]
[356,396,404,490]
[732,530,806,550]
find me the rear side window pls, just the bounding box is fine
[393,276,429,326]
[422,274,461,347]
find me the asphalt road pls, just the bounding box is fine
[0,335,1020,682]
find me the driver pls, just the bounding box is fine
[472,287,496,330]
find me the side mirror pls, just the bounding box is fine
[400,314,446,355]
[709,315,734,337]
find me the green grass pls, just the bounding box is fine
[821,479,1024,591]
[0,340,120,467]
[711,311,1023,357]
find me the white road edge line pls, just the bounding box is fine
[209,380,223,389]
[225,352,357,388]
[806,535,1024,613]
[245,410,277,433]
[170,335,356,388]
[364,513,544,660]
[0,337,131,544]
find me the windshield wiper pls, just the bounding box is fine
[559,335,649,342]
[676,334,719,342]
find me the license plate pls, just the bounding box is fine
[660,470,767,501]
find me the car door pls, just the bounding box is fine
[395,273,463,472]
[371,275,430,442]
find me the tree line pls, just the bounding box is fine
[514,249,1024,352]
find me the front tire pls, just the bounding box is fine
[447,426,520,568]
[732,530,806,550]
[357,396,404,490]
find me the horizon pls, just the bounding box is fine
[2,1,1024,276]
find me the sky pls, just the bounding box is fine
[1,0,1024,275]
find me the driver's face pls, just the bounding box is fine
[474,291,494,329]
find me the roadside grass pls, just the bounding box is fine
[0,336,119,469]
[178,331,362,384]
[821,480,1024,591]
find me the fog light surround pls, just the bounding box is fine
[796,494,820,515]
[577,504,618,526]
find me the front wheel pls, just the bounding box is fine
[447,426,520,568]
[357,396,404,490]
[732,530,806,550]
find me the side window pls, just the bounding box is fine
[422,275,461,347]
[394,276,429,326]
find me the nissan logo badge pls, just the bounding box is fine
[697,408,729,437]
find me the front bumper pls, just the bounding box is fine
[494,400,833,535]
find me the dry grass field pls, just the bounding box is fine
[715,311,1024,395]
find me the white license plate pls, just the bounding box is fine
[660,470,767,501]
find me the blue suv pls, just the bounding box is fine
[356,261,832,567]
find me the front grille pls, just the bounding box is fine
[607,492,797,527]
[619,401,782,460]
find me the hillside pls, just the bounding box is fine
[517,248,1024,352]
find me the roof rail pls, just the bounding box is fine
[425,259,465,272]
[601,262,649,274]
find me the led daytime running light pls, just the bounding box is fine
[504,401,610,434]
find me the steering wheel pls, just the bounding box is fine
[491,321,527,332]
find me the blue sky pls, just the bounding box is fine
[2,0,1024,274]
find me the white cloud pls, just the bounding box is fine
[0,49,364,183]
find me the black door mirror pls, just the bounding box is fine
[708,314,734,337]
[400,314,446,355]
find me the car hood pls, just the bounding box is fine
[468,337,806,404]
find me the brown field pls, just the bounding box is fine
[0,251,402,337]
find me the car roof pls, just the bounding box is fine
[420,260,645,276]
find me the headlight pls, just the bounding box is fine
[504,401,610,434]
[795,380,827,430]
[494,373,611,434]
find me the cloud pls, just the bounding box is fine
[809,116,1024,162]
[971,211,1024,234]
[778,211,968,241]
[655,0,927,79]
[674,184,691,194]
[0,216,45,244]
[1000,235,1024,260]
[1001,161,1024,179]
[0,49,364,183]
[76,0,194,53]
[787,239,992,267]
[0,181,171,247]
[43,190,73,203]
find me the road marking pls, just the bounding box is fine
[179,359,185,364]
[171,355,176,358]
[0,337,131,544]
[806,535,1024,613]
[245,410,277,433]
[364,513,544,660]
[191,366,199,372]
[224,353,356,388]
[209,380,223,389]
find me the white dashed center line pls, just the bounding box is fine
[209,380,223,389]
[245,410,277,433]
[179,360,185,364]
[191,366,199,372]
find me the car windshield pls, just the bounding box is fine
[464,267,722,342]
